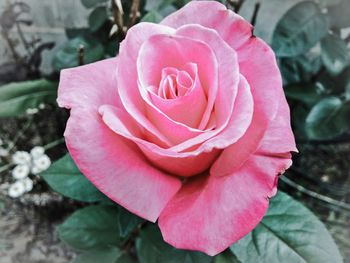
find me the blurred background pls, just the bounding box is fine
[0,0,349,262]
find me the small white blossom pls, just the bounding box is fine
[39,103,46,109]
[21,177,34,192]
[12,164,30,179]
[8,181,26,198]
[30,146,45,159]
[0,138,3,146]
[12,151,31,165]
[31,154,51,174]
[0,147,9,157]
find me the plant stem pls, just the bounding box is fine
[43,138,65,151]
[280,175,350,212]
[127,0,141,29]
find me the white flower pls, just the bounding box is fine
[39,103,46,109]
[8,181,26,198]
[30,146,45,159]
[12,151,31,165]
[21,177,34,192]
[0,147,9,157]
[12,164,30,179]
[0,138,3,146]
[31,154,51,174]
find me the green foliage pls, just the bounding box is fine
[41,154,106,202]
[230,191,343,263]
[328,0,350,28]
[72,247,133,263]
[58,204,143,251]
[0,79,57,117]
[136,225,212,263]
[81,0,108,9]
[52,36,104,71]
[284,83,325,106]
[88,6,109,32]
[305,97,350,140]
[321,34,350,75]
[272,1,328,57]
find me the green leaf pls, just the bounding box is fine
[328,0,350,28]
[272,1,328,57]
[305,97,350,139]
[321,34,350,75]
[141,11,164,23]
[0,79,57,117]
[144,0,174,11]
[72,247,133,263]
[284,83,324,105]
[89,6,108,32]
[214,250,241,263]
[58,205,121,250]
[230,191,343,263]
[279,54,322,85]
[317,0,342,6]
[81,0,107,8]
[136,225,211,263]
[116,207,144,239]
[52,36,104,71]
[41,154,106,202]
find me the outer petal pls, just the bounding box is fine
[57,59,182,222]
[211,37,286,176]
[158,150,292,256]
[158,90,296,254]
[57,58,121,109]
[161,1,253,50]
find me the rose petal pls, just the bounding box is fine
[58,59,182,222]
[117,22,176,148]
[136,34,218,144]
[158,149,292,256]
[161,0,253,50]
[57,58,120,109]
[211,36,286,176]
[100,74,252,177]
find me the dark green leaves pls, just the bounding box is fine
[136,225,211,263]
[41,154,106,202]
[321,34,350,75]
[58,205,121,250]
[0,79,57,117]
[328,0,350,28]
[88,6,108,32]
[81,0,107,9]
[272,1,328,57]
[305,97,350,140]
[284,83,324,105]
[230,191,343,263]
[58,204,143,251]
[59,204,143,252]
[72,247,133,263]
[52,36,104,71]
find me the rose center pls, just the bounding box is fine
[157,67,194,100]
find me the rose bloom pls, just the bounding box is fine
[58,0,297,255]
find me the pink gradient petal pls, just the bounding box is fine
[100,74,252,177]
[57,59,182,222]
[158,150,292,256]
[211,37,285,177]
[136,34,218,144]
[161,1,253,50]
[57,58,121,109]
[100,105,221,177]
[117,22,176,148]
[148,64,207,128]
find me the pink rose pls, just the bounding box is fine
[57,0,296,256]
